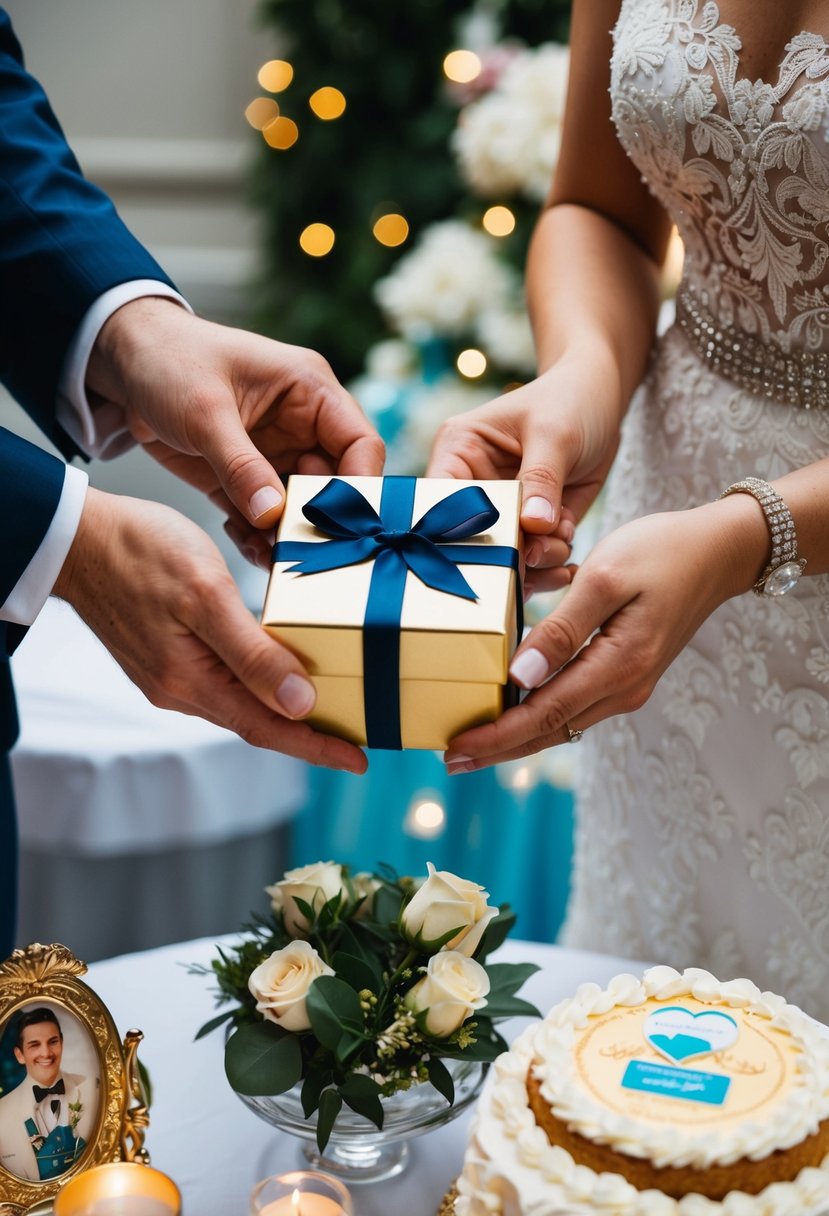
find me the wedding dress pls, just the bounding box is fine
[561,0,829,1020]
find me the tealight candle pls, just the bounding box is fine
[53,1163,181,1216]
[250,1171,352,1216]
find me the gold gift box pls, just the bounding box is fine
[261,475,522,750]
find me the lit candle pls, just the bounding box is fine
[76,1202,175,1216]
[259,1195,344,1216]
[53,1163,180,1216]
[250,1170,352,1216]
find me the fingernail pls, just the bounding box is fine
[510,647,549,689]
[447,759,475,775]
[276,673,316,718]
[524,496,554,524]
[559,520,575,543]
[249,486,283,520]
[525,541,542,568]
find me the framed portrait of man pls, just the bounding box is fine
[0,943,148,1213]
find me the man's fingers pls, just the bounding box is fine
[196,407,286,528]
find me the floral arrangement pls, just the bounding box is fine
[195,861,539,1151]
[452,42,570,204]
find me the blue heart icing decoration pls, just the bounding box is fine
[643,1006,739,1065]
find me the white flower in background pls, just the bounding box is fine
[352,871,382,919]
[401,862,499,954]
[387,376,491,473]
[266,860,345,938]
[404,951,491,1037]
[476,306,536,376]
[453,43,569,202]
[248,940,335,1032]
[374,219,516,338]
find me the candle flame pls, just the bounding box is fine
[292,1189,302,1215]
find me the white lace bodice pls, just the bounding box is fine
[611,0,829,354]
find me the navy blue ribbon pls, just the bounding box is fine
[273,477,521,749]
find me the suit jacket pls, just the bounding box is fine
[0,1070,98,1181]
[0,7,176,747]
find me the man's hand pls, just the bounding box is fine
[53,487,368,773]
[86,299,385,561]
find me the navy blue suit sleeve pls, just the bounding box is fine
[0,425,64,747]
[0,9,177,459]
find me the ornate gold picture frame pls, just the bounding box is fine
[0,943,148,1215]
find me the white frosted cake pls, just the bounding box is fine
[456,967,829,1215]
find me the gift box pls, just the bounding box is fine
[261,474,522,750]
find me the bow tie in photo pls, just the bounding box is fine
[32,1078,65,1103]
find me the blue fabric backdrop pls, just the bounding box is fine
[292,753,574,943]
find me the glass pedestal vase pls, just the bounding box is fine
[236,1058,485,1183]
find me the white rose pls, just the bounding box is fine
[352,872,382,919]
[405,951,490,1037]
[265,861,344,938]
[248,940,335,1032]
[401,862,499,955]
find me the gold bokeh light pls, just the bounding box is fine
[443,49,482,84]
[372,213,409,247]
[309,86,347,120]
[483,205,516,237]
[457,348,487,378]
[258,59,294,92]
[300,223,335,257]
[245,97,279,130]
[262,116,299,150]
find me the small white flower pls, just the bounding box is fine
[248,940,335,1032]
[476,306,536,376]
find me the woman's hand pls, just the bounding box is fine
[427,353,623,594]
[444,497,769,771]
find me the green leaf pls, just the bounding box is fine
[339,1074,384,1129]
[195,1008,236,1040]
[373,883,404,927]
[317,1087,343,1153]
[484,962,540,995]
[318,890,344,930]
[335,1030,366,1069]
[336,924,377,969]
[292,895,316,924]
[332,950,381,995]
[426,1056,454,1106]
[224,1022,302,1096]
[479,995,541,1020]
[301,1065,331,1118]
[307,976,365,1050]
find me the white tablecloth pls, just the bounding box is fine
[86,936,639,1216]
[10,599,307,959]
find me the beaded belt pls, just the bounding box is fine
[675,288,829,409]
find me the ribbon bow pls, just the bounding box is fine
[33,1079,65,1103]
[273,477,521,749]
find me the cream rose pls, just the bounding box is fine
[352,872,382,919]
[401,863,498,955]
[266,861,344,938]
[248,941,335,1032]
[405,951,490,1038]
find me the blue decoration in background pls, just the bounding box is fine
[293,752,574,943]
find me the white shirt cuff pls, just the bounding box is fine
[56,280,192,459]
[1,464,89,627]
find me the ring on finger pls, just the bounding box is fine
[565,723,584,744]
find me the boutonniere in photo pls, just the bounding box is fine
[193,861,539,1151]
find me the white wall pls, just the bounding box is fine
[1,0,280,603]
